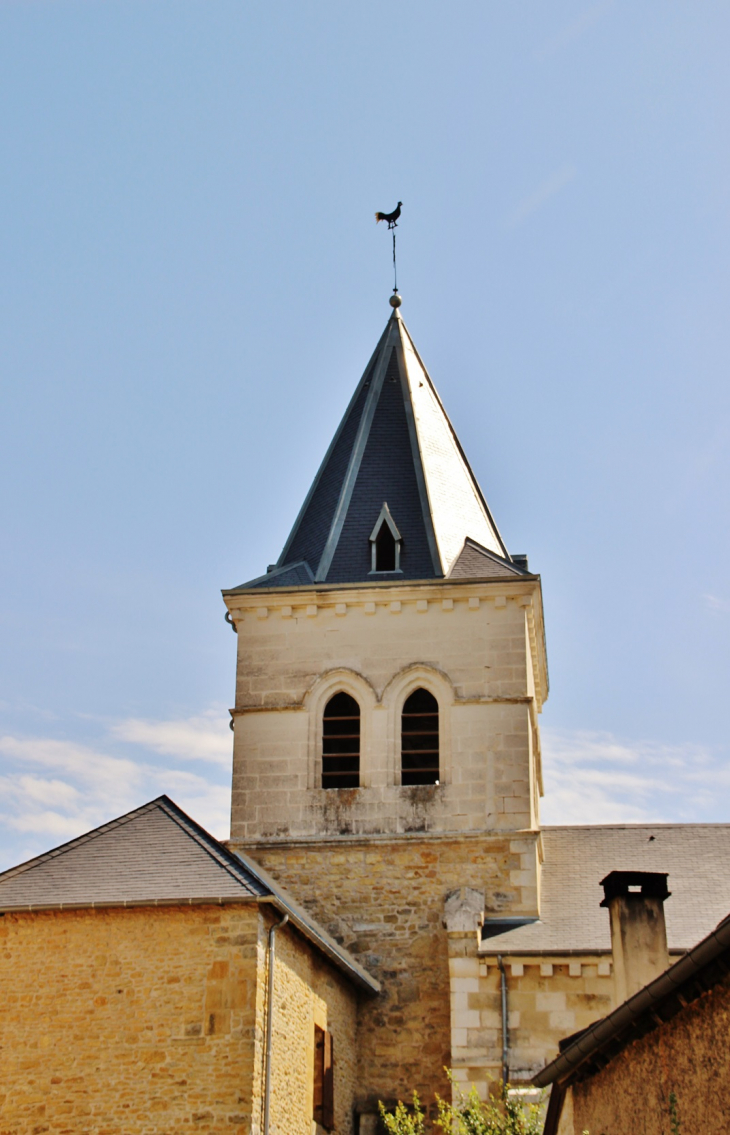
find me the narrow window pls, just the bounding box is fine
[401,688,439,786]
[369,502,402,573]
[322,693,360,788]
[375,523,396,571]
[313,1025,334,1130]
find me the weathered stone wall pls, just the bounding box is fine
[569,975,730,1135]
[0,903,359,1135]
[236,830,540,1119]
[0,904,262,1134]
[263,908,359,1135]
[226,578,546,843]
[449,948,614,1090]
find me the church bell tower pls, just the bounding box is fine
[224,296,547,846]
[223,295,549,1113]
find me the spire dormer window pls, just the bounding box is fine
[369,503,402,574]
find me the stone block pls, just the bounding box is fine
[536,991,566,1012]
[444,887,485,933]
[449,957,480,980]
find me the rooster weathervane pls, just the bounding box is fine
[375,201,403,301]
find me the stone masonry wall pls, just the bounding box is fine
[236,830,540,1119]
[448,945,615,1090]
[226,579,545,843]
[0,903,359,1135]
[263,908,359,1135]
[570,974,730,1135]
[0,904,262,1135]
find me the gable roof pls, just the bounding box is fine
[0,796,380,994]
[448,538,531,581]
[481,824,730,954]
[0,796,267,909]
[229,306,510,590]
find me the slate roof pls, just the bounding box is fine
[229,307,511,590]
[0,796,380,993]
[481,824,730,954]
[448,538,530,581]
[535,910,730,1092]
[0,796,269,909]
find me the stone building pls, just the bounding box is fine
[0,796,378,1133]
[1,295,730,1134]
[220,297,730,1126]
[535,872,730,1135]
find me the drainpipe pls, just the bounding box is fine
[263,911,289,1135]
[497,955,509,1088]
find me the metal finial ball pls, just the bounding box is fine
[389,293,402,309]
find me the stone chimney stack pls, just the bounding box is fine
[600,871,671,1004]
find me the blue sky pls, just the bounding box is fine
[1,2,729,868]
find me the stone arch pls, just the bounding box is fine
[305,669,377,790]
[381,665,454,787]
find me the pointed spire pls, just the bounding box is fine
[234,304,523,590]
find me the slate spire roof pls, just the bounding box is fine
[232,305,525,590]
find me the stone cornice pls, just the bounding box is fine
[223,576,548,708]
[227,828,541,851]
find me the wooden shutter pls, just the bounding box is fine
[313,1025,325,1124]
[322,1029,334,1131]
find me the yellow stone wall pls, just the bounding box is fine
[225,578,546,844]
[0,902,359,1135]
[263,908,359,1135]
[236,830,541,1118]
[568,973,730,1135]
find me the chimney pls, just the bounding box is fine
[600,871,671,1004]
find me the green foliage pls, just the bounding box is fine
[378,1093,426,1135]
[669,1091,681,1135]
[435,1079,543,1135]
[378,1075,543,1135]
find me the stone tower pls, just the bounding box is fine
[224,299,549,1119]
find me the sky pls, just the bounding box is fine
[1,1,729,870]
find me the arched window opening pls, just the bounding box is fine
[322,692,360,789]
[369,502,402,573]
[401,688,439,786]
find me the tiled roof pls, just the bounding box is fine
[0,797,268,909]
[482,824,730,954]
[228,307,511,591]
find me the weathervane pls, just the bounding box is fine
[375,201,403,303]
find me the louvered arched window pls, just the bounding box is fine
[322,693,360,788]
[401,688,439,786]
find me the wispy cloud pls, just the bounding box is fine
[111,709,232,766]
[0,710,232,870]
[506,165,577,228]
[704,594,730,615]
[534,0,614,61]
[541,728,727,825]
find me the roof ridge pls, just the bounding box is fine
[542,823,730,832]
[153,797,269,896]
[314,325,401,581]
[398,317,509,561]
[276,319,395,571]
